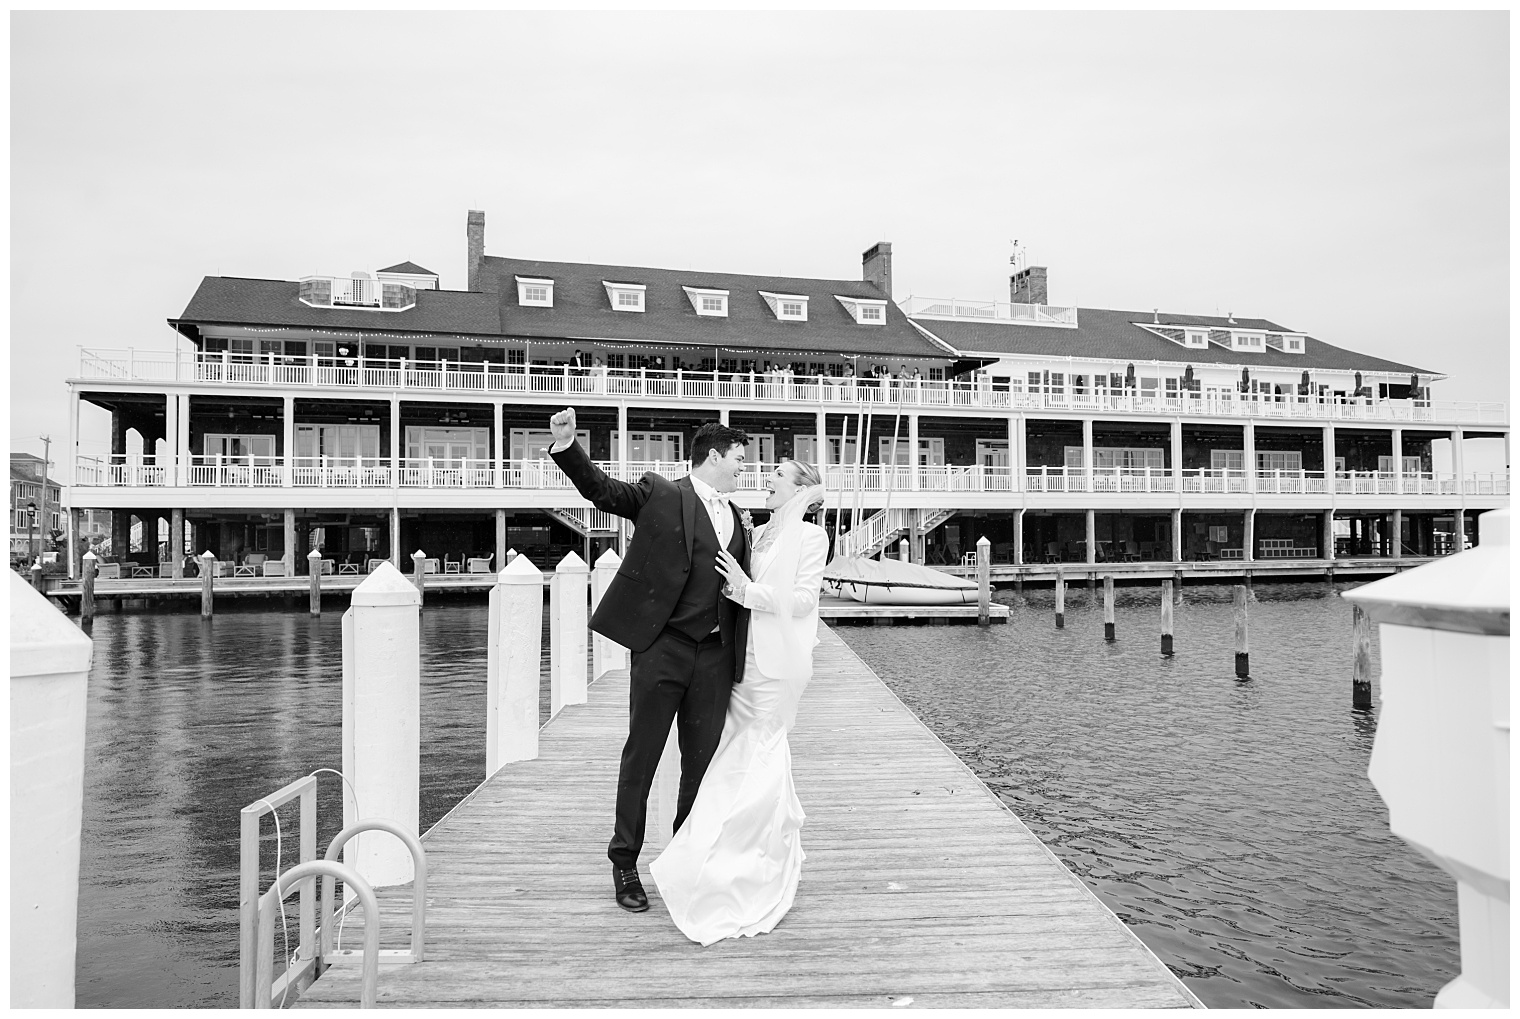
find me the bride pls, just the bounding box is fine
[649,459,829,946]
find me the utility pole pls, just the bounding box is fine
[38,435,52,557]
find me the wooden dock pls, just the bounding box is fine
[293,626,1199,1009]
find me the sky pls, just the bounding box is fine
[9,11,1511,472]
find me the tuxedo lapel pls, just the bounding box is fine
[679,476,697,565]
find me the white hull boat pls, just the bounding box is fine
[824,556,978,606]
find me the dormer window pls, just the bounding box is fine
[1184,330,1209,348]
[1266,332,1306,354]
[516,276,554,308]
[835,295,888,325]
[1230,331,1265,351]
[759,291,809,322]
[682,286,729,317]
[604,281,646,312]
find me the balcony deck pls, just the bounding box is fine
[69,455,1510,501]
[73,349,1509,427]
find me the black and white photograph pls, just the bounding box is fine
[9,10,1510,1010]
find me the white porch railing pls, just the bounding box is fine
[70,453,1512,499]
[74,348,1509,426]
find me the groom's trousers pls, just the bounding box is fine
[609,626,735,870]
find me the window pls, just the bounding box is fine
[604,282,647,312]
[834,295,888,325]
[928,367,944,381]
[1210,449,1246,471]
[1257,451,1303,472]
[507,349,526,365]
[1185,330,1209,347]
[606,354,624,369]
[702,297,723,312]
[1231,331,1265,350]
[759,291,808,321]
[1286,337,1303,352]
[406,427,489,462]
[516,276,554,307]
[683,286,730,317]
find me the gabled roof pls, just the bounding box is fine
[912,306,1436,376]
[171,278,503,339]
[378,261,436,276]
[479,256,948,359]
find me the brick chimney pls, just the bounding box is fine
[862,242,893,300]
[1010,265,1047,305]
[467,210,486,292]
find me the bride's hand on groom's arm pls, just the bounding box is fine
[715,549,749,603]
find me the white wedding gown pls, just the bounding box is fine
[649,492,824,947]
[649,639,808,946]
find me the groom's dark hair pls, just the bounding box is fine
[690,422,750,464]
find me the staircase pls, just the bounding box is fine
[837,506,956,559]
[545,506,620,537]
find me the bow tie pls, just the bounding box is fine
[704,492,730,509]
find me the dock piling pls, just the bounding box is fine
[342,562,421,887]
[30,560,44,593]
[1233,584,1250,678]
[411,549,426,601]
[590,549,628,680]
[549,552,589,718]
[10,574,94,1007]
[200,551,214,618]
[1054,569,1066,629]
[1160,579,1174,656]
[1013,572,1024,604]
[80,551,97,621]
[899,538,909,562]
[976,536,991,627]
[486,554,543,774]
[308,548,322,616]
[1103,575,1115,641]
[1351,603,1373,710]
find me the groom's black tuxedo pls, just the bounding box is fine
[550,439,750,675]
[549,438,751,868]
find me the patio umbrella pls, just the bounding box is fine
[1355,372,1363,393]
[1125,364,1135,388]
[1239,367,1250,392]
[1183,365,1194,385]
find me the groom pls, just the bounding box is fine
[547,408,752,912]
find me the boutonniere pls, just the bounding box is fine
[738,507,755,545]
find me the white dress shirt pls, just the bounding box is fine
[689,474,734,548]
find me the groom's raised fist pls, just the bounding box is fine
[549,407,577,445]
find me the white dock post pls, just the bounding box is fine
[80,550,97,621]
[10,573,94,1008]
[591,549,628,680]
[486,554,543,776]
[899,537,909,562]
[549,551,589,718]
[341,562,420,887]
[200,550,215,618]
[1344,508,1510,1009]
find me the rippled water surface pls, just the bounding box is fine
[837,583,1459,1009]
[75,602,533,1009]
[75,586,1458,1008]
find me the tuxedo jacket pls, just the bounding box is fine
[550,440,751,678]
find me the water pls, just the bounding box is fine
[838,583,1459,1009]
[73,589,1459,1008]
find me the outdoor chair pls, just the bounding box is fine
[1123,540,1142,562]
[1044,542,1061,563]
[467,555,493,574]
[97,563,121,579]
[366,558,388,573]
[261,561,289,577]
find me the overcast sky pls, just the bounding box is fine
[9,11,1510,470]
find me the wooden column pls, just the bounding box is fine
[283,509,297,576]
[1102,575,1115,641]
[1085,509,1096,565]
[282,395,295,488]
[1243,508,1255,563]
[80,551,97,621]
[976,536,991,627]
[1012,508,1024,566]
[411,549,426,601]
[170,508,185,579]
[1391,427,1404,495]
[1233,585,1249,678]
[1160,579,1173,655]
[1391,509,1403,559]
[1170,419,1183,494]
[200,550,214,618]
[1351,603,1373,710]
[1054,568,1066,629]
[308,548,322,615]
[1172,508,1183,564]
[495,509,507,573]
[494,402,505,488]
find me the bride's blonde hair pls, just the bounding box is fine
[785,460,825,515]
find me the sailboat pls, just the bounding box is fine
[822,408,979,606]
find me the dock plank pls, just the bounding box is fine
[293,626,1199,1009]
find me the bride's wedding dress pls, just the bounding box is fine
[650,488,828,946]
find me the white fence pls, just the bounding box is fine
[75,348,1510,426]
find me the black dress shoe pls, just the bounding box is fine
[613,865,649,912]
